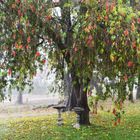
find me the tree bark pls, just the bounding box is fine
[128,81,134,102]
[78,88,90,125]
[128,92,134,103]
[64,75,90,125]
[130,0,136,7]
[70,72,90,125]
[136,86,140,99]
[16,91,23,105]
[64,71,74,110]
[136,76,140,99]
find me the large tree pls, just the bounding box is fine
[0,0,139,125]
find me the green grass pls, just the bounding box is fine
[0,102,140,140]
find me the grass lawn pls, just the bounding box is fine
[0,102,140,140]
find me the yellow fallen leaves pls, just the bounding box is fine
[1,103,140,140]
[110,54,116,62]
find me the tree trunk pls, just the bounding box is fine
[129,92,134,103]
[78,89,90,125]
[128,82,134,102]
[16,91,23,105]
[130,0,136,7]
[69,73,90,125]
[64,71,75,110]
[64,80,90,125]
[136,86,140,99]
[136,76,140,99]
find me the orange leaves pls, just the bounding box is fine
[110,2,115,11]
[14,36,31,50]
[131,23,135,31]
[19,45,23,49]
[84,25,92,33]
[8,69,12,76]
[12,4,16,9]
[35,52,40,57]
[86,35,94,48]
[15,43,23,49]
[104,16,108,22]
[127,61,134,68]
[124,29,129,36]
[105,1,109,13]
[105,1,115,14]
[45,15,52,21]
[84,24,96,33]
[27,36,31,43]
[132,41,136,49]
[123,74,128,82]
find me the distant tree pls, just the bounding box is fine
[16,90,23,104]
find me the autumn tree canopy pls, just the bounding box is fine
[0,0,140,124]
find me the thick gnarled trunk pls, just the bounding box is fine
[68,73,90,125]
[65,82,90,125]
[78,90,90,125]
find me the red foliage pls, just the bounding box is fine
[112,108,116,115]
[127,61,134,68]
[26,45,29,49]
[86,35,93,47]
[123,74,128,82]
[27,36,31,43]
[35,52,40,57]
[42,59,46,64]
[132,41,136,49]
[12,51,16,57]
[137,18,140,24]
[8,69,12,76]
[117,118,121,124]
[45,15,52,21]
[124,29,129,36]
